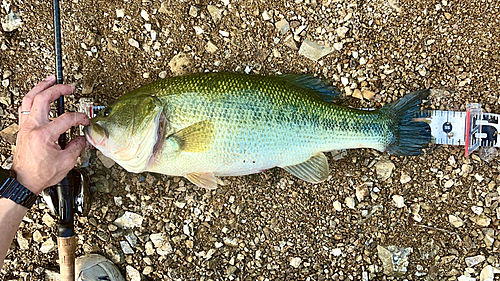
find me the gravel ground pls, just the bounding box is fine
[1,0,500,280]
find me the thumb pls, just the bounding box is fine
[62,136,88,164]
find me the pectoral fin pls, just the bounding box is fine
[185,172,223,190]
[171,120,214,153]
[283,153,329,183]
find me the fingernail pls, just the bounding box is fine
[45,75,56,82]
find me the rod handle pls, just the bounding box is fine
[57,236,76,281]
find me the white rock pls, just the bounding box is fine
[40,239,57,253]
[145,241,155,255]
[42,213,56,227]
[120,241,134,254]
[219,30,229,37]
[360,57,367,65]
[393,195,405,208]
[126,266,141,281]
[114,211,143,228]
[341,77,349,86]
[444,179,454,188]
[275,19,289,34]
[205,41,218,53]
[298,39,335,61]
[471,215,491,227]
[458,275,476,281]
[215,242,224,248]
[17,233,29,250]
[150,233,173,255]
[223,237,238,247]
[1,11,22,32]
[375,160,395,181]
[116,9,124,18]
[345,196,356,209]
[207,5,222,22]
[480,265,500,281]
[333,200,342,211]
[140,10,149,21]
[262,11,271,21]
[332,248,342,256]
[189,6,200,17]
[336,26,349,38]
[333,42,343,51]
[472,206,484,215]
[356,185,369,202]
[128,38,139,48]
[400,172,411,184]
[290,257,302,268]
[449,214,464,227]
[465,255,485,267]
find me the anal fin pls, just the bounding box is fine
[283,153,329,183]
[185,172,223,190]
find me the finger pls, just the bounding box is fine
[20,75,56,124]
[61,136,88,166]
[44,112,90,141]
[30,84,75,123]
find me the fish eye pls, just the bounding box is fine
[103,107,112,117]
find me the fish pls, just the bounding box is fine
[85,72,432,189]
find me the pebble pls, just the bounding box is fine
[479,147,498,162]
[377,245,412,276]
[393,195,405,208]
[97,231,109,241]
[120,241,135,254]
[472,206,484,215]
[116,9,124,18]
[150,233,173,255]
[158,71,167,79]
[400,172,411,184]
[40,238,57,254]
[1,11,22,32]
[333,42,343,51]
[341,77,349,86]
[42,213,56,227]
[444,179,454,188]
[223,237,239,247]
[145,241,155,255]
[465,255,485,267]
[449,214,464,227]
[126,265,141,281]
[0,123,19,144]
[375,159,395,181]
[361,89,375,100]
[189,6,199,17]
[480,265,500,281]
[458,276,476,281]
[333,200,342,211]
[275,19,289,34]
[207,5,222,23]
[219,30,229,37]
[262,11,271,21]
[356,185,369,202]
[128,38,140,49]
[193,26,204,35]
[298,39,335,61]
[96,151,115,168]
[169,52,193,76]
[125,232,138,247]
[471,214,491,227]
[140,10,149,21]
[290,257,302,268]
[352,89,363,100]
[345,196,356,209]
[332,248,342,256]
[336,26,349,38]
[205,41,218,53]
[1,79,8,87]
[114,211,143,228]
[17,233,29,250]
[33,230,43,242]
[360,57,367,65]
[444,13,452,20]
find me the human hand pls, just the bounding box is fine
[11,75,90,195]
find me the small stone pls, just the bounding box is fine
[193,26,204,35]
[205,41,218,53]
[44,269,60,280]
[128,38,140,48]
[33,230,43,242]
[479,147,498,162]
[120,241,134,254]
[471,214,491,227]
[1,79,8,87]
[472,206,484,215]
[444,13,452,20]
[465,255,485,267]
[332,248,342,256]
[0,123,19,144]
[262,11,271,21]
[333,42,343,51]
[1,11,22,32]
[189,6,200,17]
[169,52,192,76]
[444,179,454,188]
[400,172,411,184]
[215,241,223,248]
[96,151,115,168]
[207,5,222,23]
[393,195,405,208]
[159,71,168,79]
[150,233,173,255]
[352,89,363,100]
[449,214,464,227]
[377,245,412,276]
[17,233,29,250]
[458,275,475,281]
[125,232,138,247]
[418,66,427,76]
[345,196,356,209]
[97,231,109,242]
[140,10,149,21]
[360,57,367,65]
[375,160,395,181]
[116,9,124,18]
[336,26,349,38]
[333,200,342,211]
[126,266,141,281]
[480,265,500,281]
[290,257,302,268]
[275,19,289,34]
[145,241,155,255]
[298,39,335,61]
[361,89,375,100]
[341,77,349,86]
[114,211,143,229]
[356,185,369,201]
[40,239,57,253]
[223,237,238,247]
[42,213,56,227]
[284,35,298,50]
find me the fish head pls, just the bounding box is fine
[85,93,167,172]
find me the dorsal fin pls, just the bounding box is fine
[275,74,342,103]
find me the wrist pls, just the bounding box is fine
[9,169,44,196]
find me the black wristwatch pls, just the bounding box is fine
[0,168,38,209]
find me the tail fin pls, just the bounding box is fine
[379,89,432,156]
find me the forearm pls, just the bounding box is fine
[0,198,28,269]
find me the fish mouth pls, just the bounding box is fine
[84,122,109,147]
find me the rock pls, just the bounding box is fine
[341,77,349,86]
[351,89,362,100]
[479,147,498,162]
[223,237,238,247]
[333,42,343,51]
[120,241,134,254]
[40,238,57,253]
[95,176,113,193]
[356,185,369,201]
[143,266,153,275]
[128,38,140,48]
[465,255,485,267]
[207,5,222,23]
[336,26,349,38]
[480,265,500,281]
[2,79,9,87]
[444,13,452,20]
[393,195,405,208]
[1,11,22,32]
[377,245,412,276]
[400,172,411,184]
[159,71,167,79]
[471,214,491,227]
[189,6,200,17]
[482,228,495,247]
[114,211,143,228]
[275,19,289,34]
[361,89,375,100]
[0,123,19,144]
[126,266,141,281]
[205,41,218,53]
[97,231,109,242]
[449,214,464,227]
[33,230,44,242]
[284,35,299,50]
[345,196,355,209]
[262,11,271,21]
[472,206,484,215]
[42,213,56,227]
[360,57,367,65]
[331,149,347,160]
[298,39,335,61]
[332,248,342,256]
[333,200,342,211]
[17,233,29,250]
[96,151,115,168]
[444,179,454,188]
[116,9,124,18]
[44,269,60,281]
[150,233,173,255]
[125,232,138,247]
[145,241,155,255]
[105,244,124,264]
[375,160,395,181]
[458,276,476,281]
[290,257,302,268]
[169,52,193,76]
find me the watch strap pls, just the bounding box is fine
[0,177,38,208]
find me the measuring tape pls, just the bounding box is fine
[78,98,500,157]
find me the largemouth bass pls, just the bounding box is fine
[85,73,432,189]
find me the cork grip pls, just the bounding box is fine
[57,236,76,281]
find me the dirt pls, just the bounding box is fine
[1,0,500,280]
